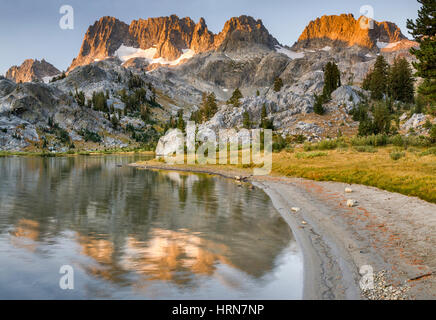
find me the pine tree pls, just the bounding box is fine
[177,111,185,132]
[205,93,217,120]
[192,92,218,123]
[273,77,284,92]
[260,104,274,129]
[388,57,415,103]
[372,102,391,134]
[242,111,251,129]
[313,94,326,115]
[111,114,120,129]
[357,102,391,136]
[74,88,85,107]
[365,55,389,100]
[140,105,149,122]
[430,125,436,143]
[228,88,243,107]
[407,0,436,104]
[323,62,341,99]
[362,71,372,90]
[261,104,267,128]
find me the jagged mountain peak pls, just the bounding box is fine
[293,13,408,50]
[68,14,280,71]
[215,15,279,52]
[5,59,60,83]
[69,16,136,71]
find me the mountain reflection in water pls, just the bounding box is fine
[0,155,303,299]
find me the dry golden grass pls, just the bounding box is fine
[270,148,436,203]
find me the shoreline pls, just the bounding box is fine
[0,150,155,157]
[129,161,436,300]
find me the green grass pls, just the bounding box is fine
[295,152,328,159]
[354,146,378,153]
[303,138,347,151]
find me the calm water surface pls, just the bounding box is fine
[0,155,303,299]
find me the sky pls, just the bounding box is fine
[0,0,421,75]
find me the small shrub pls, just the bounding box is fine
[313,94,326,115]
[291,134,306,144]
[388,134,432,148]
[390,135,405,147]
[272,134,291,152]
[79,129,102,143]
[273,77,284,92]
[423,119,433,130]
[296,152,328,159]
[420,147,436,156]
[128,74,144,90]
[430,125,436,144]
[351,134,388,147]
[390,151,405,161]
[354,146,378,153]
[304,139,340,151]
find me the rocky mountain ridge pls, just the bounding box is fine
[293,13,412,50]
[69,15,279,71]
[5,59,60,84]
[1,13,429,153]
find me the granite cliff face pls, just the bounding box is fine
[6,59,60,83]
[69,15,280,71]
[214,16,279,52]
[129,15,197,61]
[293,14,408,50]
[69,17,137,71]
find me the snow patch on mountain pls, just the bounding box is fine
[275,46,305,60]
[42,75,59,84]
[114,45,196,66]
[376,41,400,49]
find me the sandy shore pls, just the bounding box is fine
[129,162,436,300]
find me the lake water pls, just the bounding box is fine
[0,155,303,299]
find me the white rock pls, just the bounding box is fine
[291,207,301,213]
[347,199,358,207]
[155,129,185,156]
[345,187,353,193]
[401,113,427,131]
[330,85,365,112]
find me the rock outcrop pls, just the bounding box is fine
[69,16,137,71]
[293,14,408,50]
[190,18,215,53]
[129,15,197,61]
[68,15,280,71]
[214,15,279,52]
[5,59,60,83]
